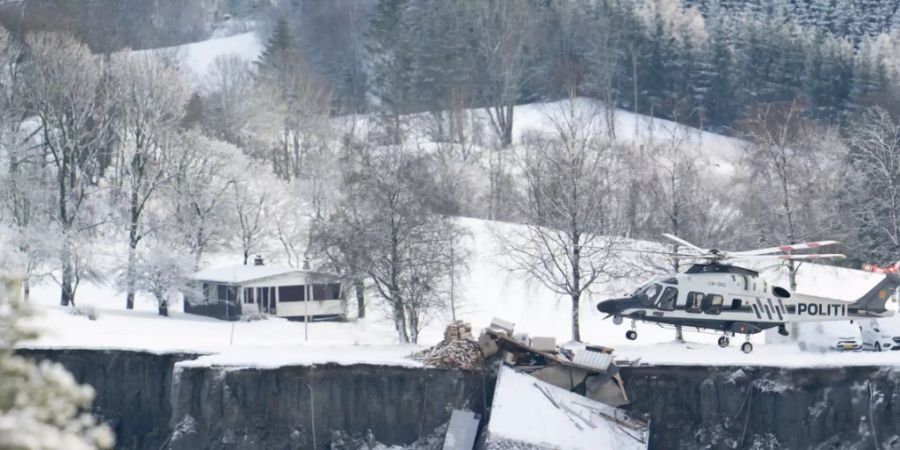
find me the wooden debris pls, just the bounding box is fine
[412,321,484,371]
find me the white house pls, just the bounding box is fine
[185,256,344,321]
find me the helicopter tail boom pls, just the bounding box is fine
[847,272,900,318]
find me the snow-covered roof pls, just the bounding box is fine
[190,264,304,284]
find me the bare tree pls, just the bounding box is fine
[0,29,50,301]
[20,32,111,306]
[231,169,271,265]
[737,101,843,291]
[644,123,703,272]
[324,145,463,342]
[169,133,240,268]
[109,52,189,309]
[200,54,258,146]
[502,99,623,342]
[472,0,539,148]
[842,107,900,264]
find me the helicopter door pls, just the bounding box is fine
[656,287,678,311]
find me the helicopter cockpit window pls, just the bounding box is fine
[643,284,661,302]
[686,292,704,313]
[703,294,724,315]
[656,287,678,311]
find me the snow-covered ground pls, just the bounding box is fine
[20,216,900,369]
[486,367,648,449]
[133,31,263,84]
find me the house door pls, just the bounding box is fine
[260,287,269,313]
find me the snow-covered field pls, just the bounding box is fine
[21,216,900,369]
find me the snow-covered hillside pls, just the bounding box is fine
[22,217,900,368]
[15,32,893,369]
[135,31,263,83]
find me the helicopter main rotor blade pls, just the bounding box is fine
[661,233,707,254]
[731,240,840,256]
[731,253,847,260]
[776,253,846,261]
[611,248,705,258]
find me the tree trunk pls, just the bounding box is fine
[158,299,168,316]
[393,297,409,343]
[502,104,514,148]
[60,239,74,307]
[354,280,365,319]
[571,293,580,342]
[126,243,137,310]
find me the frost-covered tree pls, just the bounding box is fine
[129,238,194,316]
[0,269,114,449]
[737,101,844,290]
[325,145,463,343]
[20,32,112,307]
[840,107,900,264]
[200,54,258,146]
[231,165,273,266]
[502,100,624,342]
[0,29,52,302]
[169,133,241,268]
[109,52,189,310]
[472,0,540,148]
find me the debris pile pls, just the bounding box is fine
[412,321,484,370]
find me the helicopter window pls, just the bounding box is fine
[686,292,704,313]
[656,287,678,311]
[731,299,742,310]
[644,284,661,302]
[704,294,724,315]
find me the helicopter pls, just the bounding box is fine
[596,234,899,353]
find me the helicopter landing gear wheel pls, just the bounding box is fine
[613,315,623,325]
[741,342,753,353]
[626,330,638,341]
[718,336,730,348]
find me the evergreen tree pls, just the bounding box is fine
[257,17,298,83]
[366,0,416,144]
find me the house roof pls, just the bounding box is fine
[191,264,303,284]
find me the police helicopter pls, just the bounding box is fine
[596,234,899,353]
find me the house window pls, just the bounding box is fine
[216,285,236,302]
[312,283,342,300]
[656,287,678,311]
[686,292,704,313]
[278,285,306,302]
[203,283,211,302]
[704,294,724,315]
[243,288,254,304]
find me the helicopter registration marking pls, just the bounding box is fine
[797,303,846,316]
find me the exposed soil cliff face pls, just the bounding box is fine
[167,364,492,449]
[18,349,900,450]
[16,349,197,450]
[621,365,900,450]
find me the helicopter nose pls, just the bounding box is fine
[597,298,629,314]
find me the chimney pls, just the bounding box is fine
[254,255,264,266]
